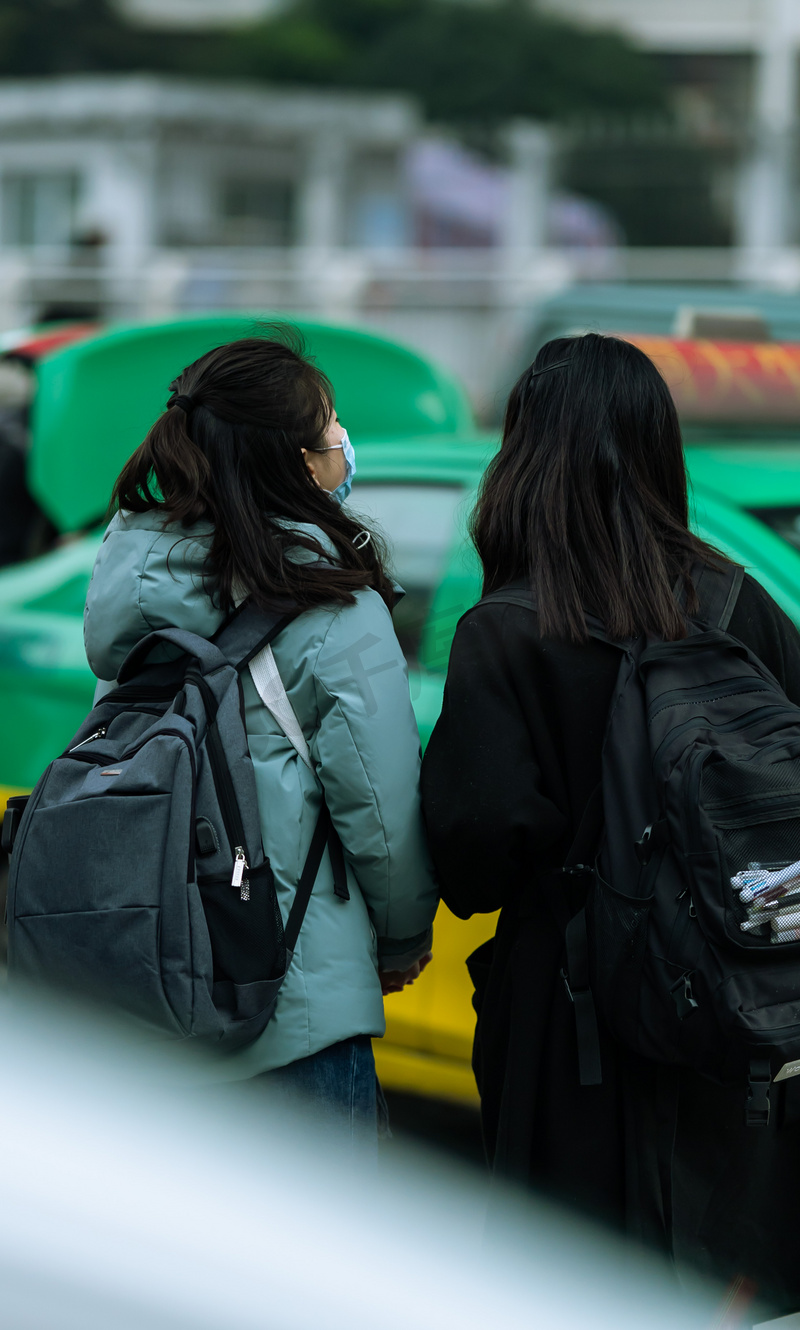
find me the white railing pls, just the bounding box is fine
[4,244,800,419]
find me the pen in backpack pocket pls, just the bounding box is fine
[735,860,800,904]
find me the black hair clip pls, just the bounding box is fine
[519,357,571,412]
[529,358,571,379]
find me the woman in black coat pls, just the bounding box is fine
[421,334,800,1310]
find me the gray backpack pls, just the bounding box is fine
[3,604,346,1049]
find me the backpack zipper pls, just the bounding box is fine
[648,678,771,723]
[60,727,198,882]
[712,795,800,826]
[101,683,180,704]
[231,846,250,900]
[68,726,107,753]
[70,679,249,894]
[652,704,792,769]
[184,670,252,892]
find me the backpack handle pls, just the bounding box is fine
[116,604,298,685]
[117,626,230,683]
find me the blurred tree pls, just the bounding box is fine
[563,136,735,247]
[0,0,182,74]
[0,0,665,128]
[193,0,667,131]
[348,3,665,126]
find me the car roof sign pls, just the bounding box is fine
[622,334,800,425]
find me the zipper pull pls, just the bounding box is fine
[232,847,249,901]
[70,726,107,752]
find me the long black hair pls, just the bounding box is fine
[472,333,721,642]
[113,326,394,614]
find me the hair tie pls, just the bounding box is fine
[169,393,195,415]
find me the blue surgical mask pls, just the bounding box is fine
[324,429,356,506]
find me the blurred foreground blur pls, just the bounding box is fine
[0,985,725,1330]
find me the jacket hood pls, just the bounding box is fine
[84,509,401,683]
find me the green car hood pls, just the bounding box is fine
[29,314,476,533]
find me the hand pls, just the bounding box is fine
[379,951,432,996]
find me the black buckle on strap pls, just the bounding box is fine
[2,796,28,856]
[670,973,699,1020]
[635,825,654,867]
[563,910,603,1087]
[746,1059,772,1128]
[635,819,668,867]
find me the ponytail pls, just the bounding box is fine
[111,330,395,615]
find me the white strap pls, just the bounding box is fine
[248,644,313,771]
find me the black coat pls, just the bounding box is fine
[421,571,800,1307]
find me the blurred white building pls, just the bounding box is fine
[115,0,800,257]
[0,75,562,413]
[0,75,418,263]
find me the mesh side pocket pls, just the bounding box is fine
[703,755,800,947]
[198,860,285,986]
[590,876,652,1040]
[704,754,800,806]
[716,817,800,943]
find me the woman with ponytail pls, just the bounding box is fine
[83,328,437,1148]
[421,334,800,1304]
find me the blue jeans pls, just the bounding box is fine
[256,1035,379,1162]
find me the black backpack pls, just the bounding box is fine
[487,563,800,1126]
[3,603,346,1049]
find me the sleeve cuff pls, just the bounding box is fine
[377,927,433,972]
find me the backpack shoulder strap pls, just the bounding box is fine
[118,626,229,683]
[212,601,297,671]
[478,587,625,650]
[116,602,296,685]
[213,602,312,769]
[221,602,349,901]
[678,561,745,632]
[248,643,313,771]
[481,564,745,641]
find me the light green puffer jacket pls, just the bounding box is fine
[83,509,438,1077]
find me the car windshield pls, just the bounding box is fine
[351,483,466,664]
[749,506,800,552]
